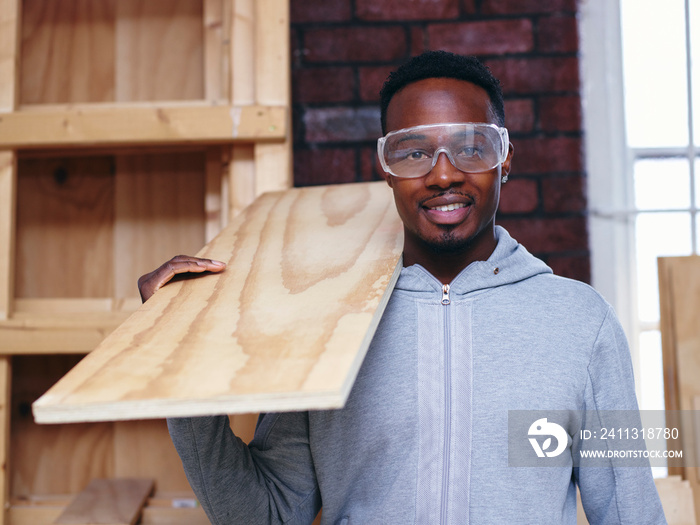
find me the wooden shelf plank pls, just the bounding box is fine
[9,503,209,525]
[0,299,138,355]
[0,104,286,149]
[33,182,403,422]
[54,478,154,525]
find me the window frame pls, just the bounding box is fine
[580,0,700,403]
[579,0,640,385]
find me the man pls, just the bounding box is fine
[139,51,666,524]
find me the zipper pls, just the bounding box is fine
[441,284,451,305]
[440,283,451,524]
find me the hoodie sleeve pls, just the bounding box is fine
[167,413,321,525]
[575,307,667,525]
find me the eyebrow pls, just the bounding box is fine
[394,133,427,145]
[393,130,487,146]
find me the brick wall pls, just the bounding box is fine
[290,0,588,283]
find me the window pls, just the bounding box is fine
[581,0,699,475]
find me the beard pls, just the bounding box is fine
[419,226,474,254]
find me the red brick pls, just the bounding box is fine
[291,0,352,23]
[411,26,427,56]
[293,67,355,103]
[539,95,582,132]
[511,137,582,174]
[541,175,585,213]
[504,98,535,133]
[498,216,587,253]
[537,15,578,53]
[481,0,576,14]
[359,66,395,102]
[461,0,477,13]
[499,178,539,213]
[361,146,386,182]
[547,254,591,283]
[303,27,408,63]
[427,19,534,55]
[356,0,459,21]
[294,148,357,186]
[486,57,580,94]
[304,107,382,143]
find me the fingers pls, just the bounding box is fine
[138,255,226,303]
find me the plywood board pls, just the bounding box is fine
[54,478,153,525]
[33,181,403,422]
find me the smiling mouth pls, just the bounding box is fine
[428,202,469,212]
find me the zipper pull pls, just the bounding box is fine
[441,284,450,305]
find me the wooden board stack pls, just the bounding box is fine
[33,181,403,423]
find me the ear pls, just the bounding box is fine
[382,170,394,188]
[377,159,394,187]
[501,142,514,175]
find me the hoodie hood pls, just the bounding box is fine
[395,226,552,297]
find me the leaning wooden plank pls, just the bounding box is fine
[0,104,286,149]
[33,181,403,423]
[54,478,154,525]
[659,255,700,524]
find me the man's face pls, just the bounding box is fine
[382,78,513,261]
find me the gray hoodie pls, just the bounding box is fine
[168,226,666,524]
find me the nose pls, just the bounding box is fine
[425,149,465,188]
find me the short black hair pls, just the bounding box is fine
[379,50,505,134]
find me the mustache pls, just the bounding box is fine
[419,191,475,207]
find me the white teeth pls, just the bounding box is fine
[430,203,467,212]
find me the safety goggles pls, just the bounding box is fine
[377,122,509,178]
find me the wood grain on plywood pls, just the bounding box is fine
[33,182,402,422]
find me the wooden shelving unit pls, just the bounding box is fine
[0,0,291,522]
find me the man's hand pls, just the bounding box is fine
[137,255,226,303]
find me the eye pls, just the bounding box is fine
[457,146,483,158]
[406,150,430,160]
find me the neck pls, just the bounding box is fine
[402,227,498,284]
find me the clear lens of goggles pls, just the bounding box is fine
[377,123,509,178]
